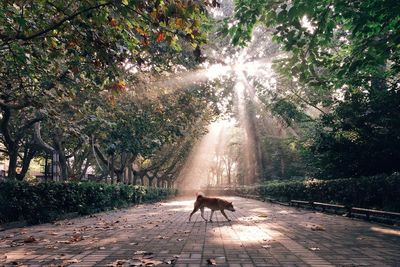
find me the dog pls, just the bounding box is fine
[189,193,235,222]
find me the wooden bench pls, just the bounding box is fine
[290,200,312,207]
[312,202,348,214]
[350,207,400,221]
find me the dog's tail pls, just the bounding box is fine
[196,192,205,199]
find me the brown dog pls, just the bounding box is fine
[189,193,235,222]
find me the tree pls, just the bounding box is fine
[0,0,211,180]
[228,0,400,178]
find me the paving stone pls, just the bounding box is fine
[0,197,399,266]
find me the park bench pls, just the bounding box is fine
[349,207,400,221]
[290,200,312,207]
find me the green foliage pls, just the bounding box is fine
[262,138,306,179]
[0,181,176,224]
[302,88,400,178]
[236,174,400,212]
[270,99,310,126]
[229,0,400,178]
[0,0,213,180]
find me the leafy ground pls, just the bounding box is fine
[1,197,399,266]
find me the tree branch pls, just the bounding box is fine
[2,2,113,44]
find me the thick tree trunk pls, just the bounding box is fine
[54,133,68,180]
[33,122,60,181]
[115,170,123,183]
[128,166,133,184]
[16,146,36,181]
[148,176,154,187]
[7,148,18,180]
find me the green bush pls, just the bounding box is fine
[235,173,400,212]
[0,181,177,225]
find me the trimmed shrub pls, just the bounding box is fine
[235,173,400,212]
[0,181,177,224]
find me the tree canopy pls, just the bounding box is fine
[224,0,400,178]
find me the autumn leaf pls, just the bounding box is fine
[150,11,158,20]
[108,18,118,27]
[70,233,83,242]
[175,18,185,29]
[207,258,217,265]
[156,32,166,42]
[310,225,325,231]
[23,236,36,243]
[136,27,147,36]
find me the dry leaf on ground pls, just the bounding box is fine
[23,236,36,243]
[207,258,217,265]
[310,225,325,231]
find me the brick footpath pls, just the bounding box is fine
[0,196,399,267]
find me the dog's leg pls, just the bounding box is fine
[200,207,207,222]
[189,203,200,222]
[209,210,214,222]
[221,210,231,222]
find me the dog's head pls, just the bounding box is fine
[226,202,235,212]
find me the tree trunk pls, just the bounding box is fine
[148,176,154,187]
[7,148,18,180]
[16,146,36,181]
[116,170,123,183]
[133,174,138,185]
[110,154,115,184]
[33,122,60,181]
[44,156,49,181]
[128,166,133,184]
[54,134,68,180]
[52,152,60,181]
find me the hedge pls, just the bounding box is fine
[235,173,400,212]
[0,181,177,224]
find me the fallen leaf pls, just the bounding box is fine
[310,225,325,231]
[70,233,84,242]
[142,252,154,259]
[207,258,217,265]
[57,240,71,244]
[133,250,148,255]
[23,236,36,243]
[108,259,128,266]
[258,214,268,218]
[63,258,81,264]
[142,258,162,266]
[262,245,271,249]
